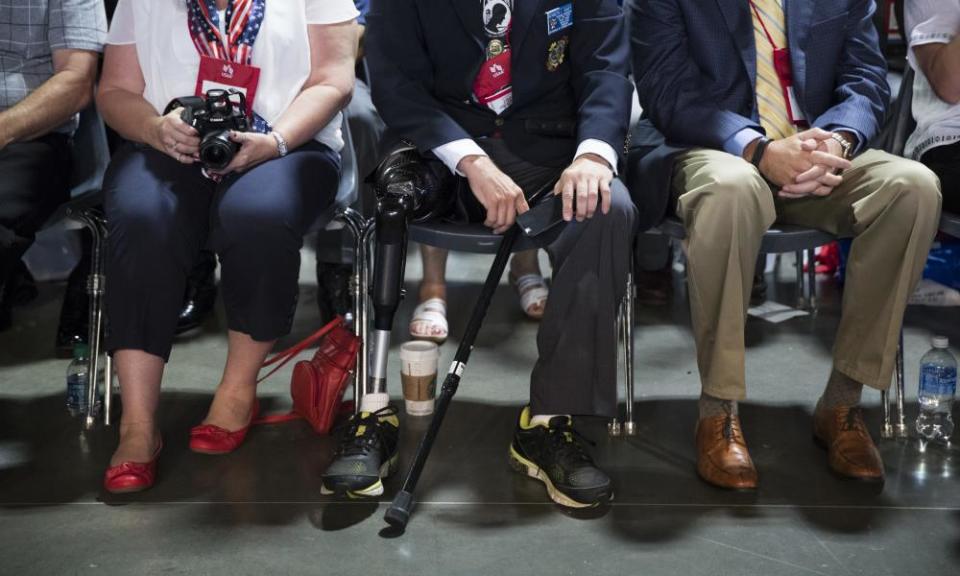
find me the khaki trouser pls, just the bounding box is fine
[673,148,942,400]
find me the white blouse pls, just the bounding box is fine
[905,0,960,160]
[107,0,359,152]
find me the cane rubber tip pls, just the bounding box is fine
[384,491,413,529]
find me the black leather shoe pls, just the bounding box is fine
[316,262,353,324]
[176,250,218,334]
[55,262,90,357]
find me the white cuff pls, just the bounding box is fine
[432,139,488,176]
[575,139,619,175]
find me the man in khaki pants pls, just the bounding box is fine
[627,0,941,489]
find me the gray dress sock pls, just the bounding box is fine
[699,392,738,420]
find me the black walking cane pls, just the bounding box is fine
[384,224,519,530]
[384,184,559,531]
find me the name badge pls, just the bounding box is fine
[546,4,573,35]
[195,56,261,117]
[473,50,513,115]
[772,48,807,126]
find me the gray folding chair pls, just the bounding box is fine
[941,213,960,240]
[657,218,832,310]
[306,120,374,410]
[38,106,112,428]
[871,42,917,439]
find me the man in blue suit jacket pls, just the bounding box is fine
[323,0,638,508]
[628,0,941,489]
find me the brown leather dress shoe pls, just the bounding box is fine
[813,405,885,482]
[695,414,758,490]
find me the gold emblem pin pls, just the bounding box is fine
[546,37,569,72]
[487,39,505,59]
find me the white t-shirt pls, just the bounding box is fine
[905,0,960,160]
[107,0,359,152]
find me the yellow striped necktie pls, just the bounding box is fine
[751,0,795,139]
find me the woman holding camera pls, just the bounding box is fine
[97,0,358,493]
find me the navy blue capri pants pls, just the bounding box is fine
[104,141,340,361]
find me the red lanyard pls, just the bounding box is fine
[748,0,780,50]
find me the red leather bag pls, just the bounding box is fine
[255,316,360,434]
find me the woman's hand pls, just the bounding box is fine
[209,131,280,177]
[148,108,200,164]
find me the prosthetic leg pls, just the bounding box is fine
[365,188,416,399]
[363,144,454,404]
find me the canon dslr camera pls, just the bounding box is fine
[164,89,249,170]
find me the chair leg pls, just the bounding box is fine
[104,352,113,426]
[881,388,893,439]
[795,250,805,309]
[338,207,375,415]
[894,330,907,438]
[807,247,817,311]
[881,330,908,439]
[69,208,108,428]
[608,300,624,437]
[623,271,637,436]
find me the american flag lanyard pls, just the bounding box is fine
[187,0,270,132]
[187,0,265,65]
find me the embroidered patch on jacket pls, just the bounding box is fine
[546,36,569,71]
[545,3,573,35]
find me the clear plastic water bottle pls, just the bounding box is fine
[916,336,956,444]
[66,344,101,417]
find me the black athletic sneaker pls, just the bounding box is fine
[321,406,400,498]
[509,407,613,508]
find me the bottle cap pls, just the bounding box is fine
[73,343,90,360]
[932,336,949,349]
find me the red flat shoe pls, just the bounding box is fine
[104,440,163,494]
[189,401,259,455]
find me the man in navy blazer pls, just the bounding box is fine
[628,0,941,489]
[323,0,638,508]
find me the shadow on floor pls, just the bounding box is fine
[2,394,956,544]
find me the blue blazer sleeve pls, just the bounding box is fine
[365,0,473,151]
[570,0,635,156]
[628,0,760,150]
[810,0,890,147]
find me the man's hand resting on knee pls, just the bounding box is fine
[459,155,530,234]
[554,153,614,222]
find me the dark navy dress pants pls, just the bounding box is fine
[104,141,340,361]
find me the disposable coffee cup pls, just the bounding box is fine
[400,341,440,416]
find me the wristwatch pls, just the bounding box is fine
[750,137,772,168]
[830,132,853,159]
[271,130,289,158]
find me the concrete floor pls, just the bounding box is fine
[1,244,958,576]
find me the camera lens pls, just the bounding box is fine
[199,131,239,170]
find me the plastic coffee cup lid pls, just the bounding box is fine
[400,340,440,360]
[932,336,949,349]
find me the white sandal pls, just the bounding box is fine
[510,274,549,320]
[409,298,448,343]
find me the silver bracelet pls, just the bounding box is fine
[271,130,288,157]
